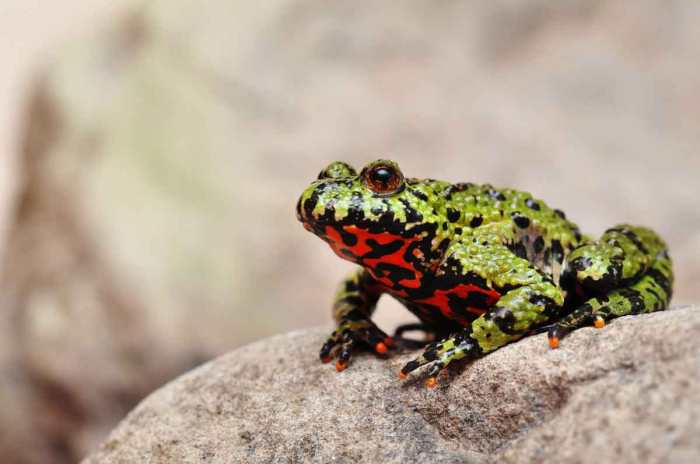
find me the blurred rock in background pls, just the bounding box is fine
[1,0,700,463]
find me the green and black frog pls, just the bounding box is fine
[296,160,673,387]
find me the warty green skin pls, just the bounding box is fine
[296,160,674,384]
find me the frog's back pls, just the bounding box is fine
[435,181,585,281]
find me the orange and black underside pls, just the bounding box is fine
[323,223,502,329]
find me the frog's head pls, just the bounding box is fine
[296,160,450,274]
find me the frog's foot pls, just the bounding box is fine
[546,325,568,349]
[399,331,480,388]
[547,312,606,349]
[319,318,393,372]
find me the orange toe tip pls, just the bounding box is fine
[375,342,388,354]
[425,377,438,389]
[335,361,348,372]
[384,337,395,347]
[399,371,408,380]
[321,356,332,364]
[548,337,560,349]
[594,318,606,329]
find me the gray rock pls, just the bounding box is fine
[84,306,700,464]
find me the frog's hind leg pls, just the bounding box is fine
[548,225,673,348]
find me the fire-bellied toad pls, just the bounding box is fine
[296,160,673,387]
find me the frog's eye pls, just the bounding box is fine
[318,161,357,180]
[362,161,404,196]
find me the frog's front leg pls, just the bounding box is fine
[400,236,565,386]
[319,268,392,371]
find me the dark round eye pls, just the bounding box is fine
[363,163,404,195]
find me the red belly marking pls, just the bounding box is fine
[415,284,501,320]
[324,225,424,291]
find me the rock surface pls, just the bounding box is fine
[84,306,700,464]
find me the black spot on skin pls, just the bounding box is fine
[645,286,662,304]
[583,260,622,294]
[303,192,319,219]
[511,242,528,259]
[529,294,558,317]
[489,190,506,201]
[560,267,576,294]
[607,227,649,255]
[646,268,672,296]
[431,269,498,307]
[533,236,545,254]
[437,238,451,255]
[616,288,646,314]
[572,256,594,271]
[525,198,541,211]
[551,240,564,264]
[470,216,483,228]
[512,212,530,229]
[442,223,448,231]
[455,228,463,235]
[374,262,416,287]
[447,208,461,223]
[444,182,473,200]
[567,303,595,325]
[399,199,423,223]
[402,360,419,372]
[338,228,358,246]
[543,249,551,266]
[363,239,404,259]
[409,188,429,201]
[375,210,396,230]
[487,307,518,334]
[447,291,493,317]
[464,292,494,311]
[554,209,566,219]
[453,182,473,191]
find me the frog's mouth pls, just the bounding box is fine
[295,191,335,237]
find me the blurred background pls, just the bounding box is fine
[1,1,699,463]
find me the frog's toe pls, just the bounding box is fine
[399,333,479,387]
[547,325,569,349]
[319,331,357,371]
[593,315,606,329]
[319,321,393,371]
[399,348,437,379]
[319,337,338,363]
[335,337,354,371]
[367,327,393,355]
[397,347,451,388]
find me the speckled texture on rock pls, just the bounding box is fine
[84,306,700,464]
